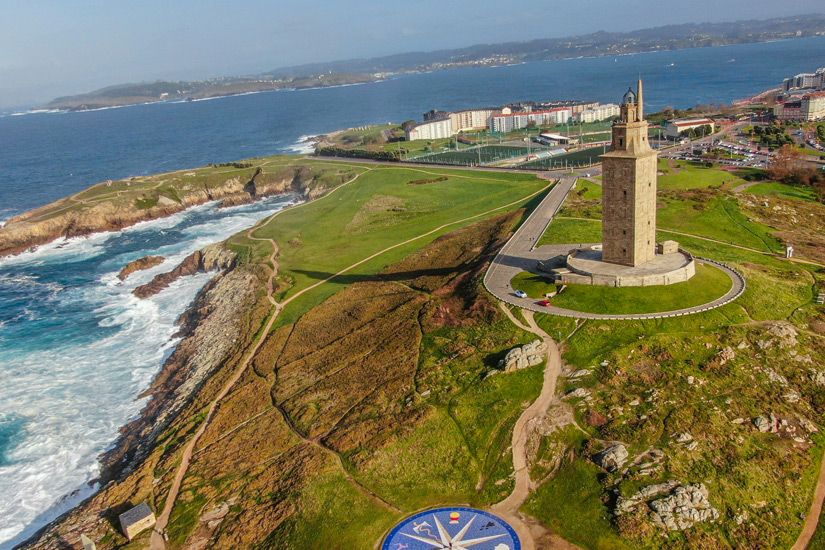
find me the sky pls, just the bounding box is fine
[1,0,823,109]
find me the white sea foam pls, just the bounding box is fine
[286,134,318,154]
[0,194,294,548]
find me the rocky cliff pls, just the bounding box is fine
[133,244,237,298]
[0,164,319,258]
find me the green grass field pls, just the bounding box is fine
[742,181,819,202]
[657,159,739,189]
[510,271,557,299]
[227,161,549,325]
[575,181,603,200]
[657,195,783,253]
[548,262,733,315]
[539,217,602,245]
[412,145,537,166]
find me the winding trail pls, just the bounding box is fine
[145,171,552,549]
[791,450,825,550]
[489,307,566,550]
[147,170,375,550]
[149,226,284,550]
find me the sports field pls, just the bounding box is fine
[519,147,605,169]
[411,145,537,166]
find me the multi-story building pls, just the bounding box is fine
[775,92,825,121]
[489,108,572,132]
[405,117,453,141]
[805,92,825,120]
[774,99,804,121]
[664,118,715,139]
[449,108,501,133]
[782,68,825,92]
[573,103,620,123]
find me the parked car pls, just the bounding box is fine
[514,290,527,298]
[537,299,551,307]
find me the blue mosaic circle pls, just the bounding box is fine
[382,507,521,550]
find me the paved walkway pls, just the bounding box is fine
[483,177,747,320]
[731,180,763,193]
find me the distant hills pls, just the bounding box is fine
[262,14,825,77]
[42,14,825,111]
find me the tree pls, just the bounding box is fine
[766,145,804,183]
[401,120,416,131]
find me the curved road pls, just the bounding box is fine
[483,176,746,320]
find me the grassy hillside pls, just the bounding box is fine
[21,157,825,550]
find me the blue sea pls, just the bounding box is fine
[0,36,823,547]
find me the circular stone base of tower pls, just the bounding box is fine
[559,247,696,287]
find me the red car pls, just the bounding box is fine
[537,299,551,307]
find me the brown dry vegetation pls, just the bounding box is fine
[740,194,825,264]
[21,209,536,550]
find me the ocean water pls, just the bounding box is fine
[2,37,825,223]
[0,37,824,547]
[0,195,296,549]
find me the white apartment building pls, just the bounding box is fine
[406,117,453,141]
[489,108,572,133]
[805,92,825,120]
[572,103,620,123]
[782,69,825,92]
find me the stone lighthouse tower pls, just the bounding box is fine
[600,78,658,267]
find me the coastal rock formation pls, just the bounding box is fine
[0,164,319,258]
[499,339,547,372]
[117,255,165,280]
[133,244,236,298]
[593,444,628,472]
[104,257,266,478]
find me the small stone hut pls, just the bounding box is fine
[118,502,156,541]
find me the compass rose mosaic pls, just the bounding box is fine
[382,507,521,550]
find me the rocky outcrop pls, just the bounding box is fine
[117,255,165,280]
[593,444,628,472]
[499,339,547,372]
[649,483,720,530]
[754,413,780,433]
[133,244,236,298]
[717,346,735,365]
[615,481,720,531]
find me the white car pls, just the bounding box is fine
[514,290,527,298]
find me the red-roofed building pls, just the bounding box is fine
[664,118,715,139]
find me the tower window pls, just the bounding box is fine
[619,138,624,147]
[623,190,627,197]
[623,230,626,236]
[623,248,627,255]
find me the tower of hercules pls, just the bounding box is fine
[600,78,658,267]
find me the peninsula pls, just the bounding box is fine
[38,14,825,112]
